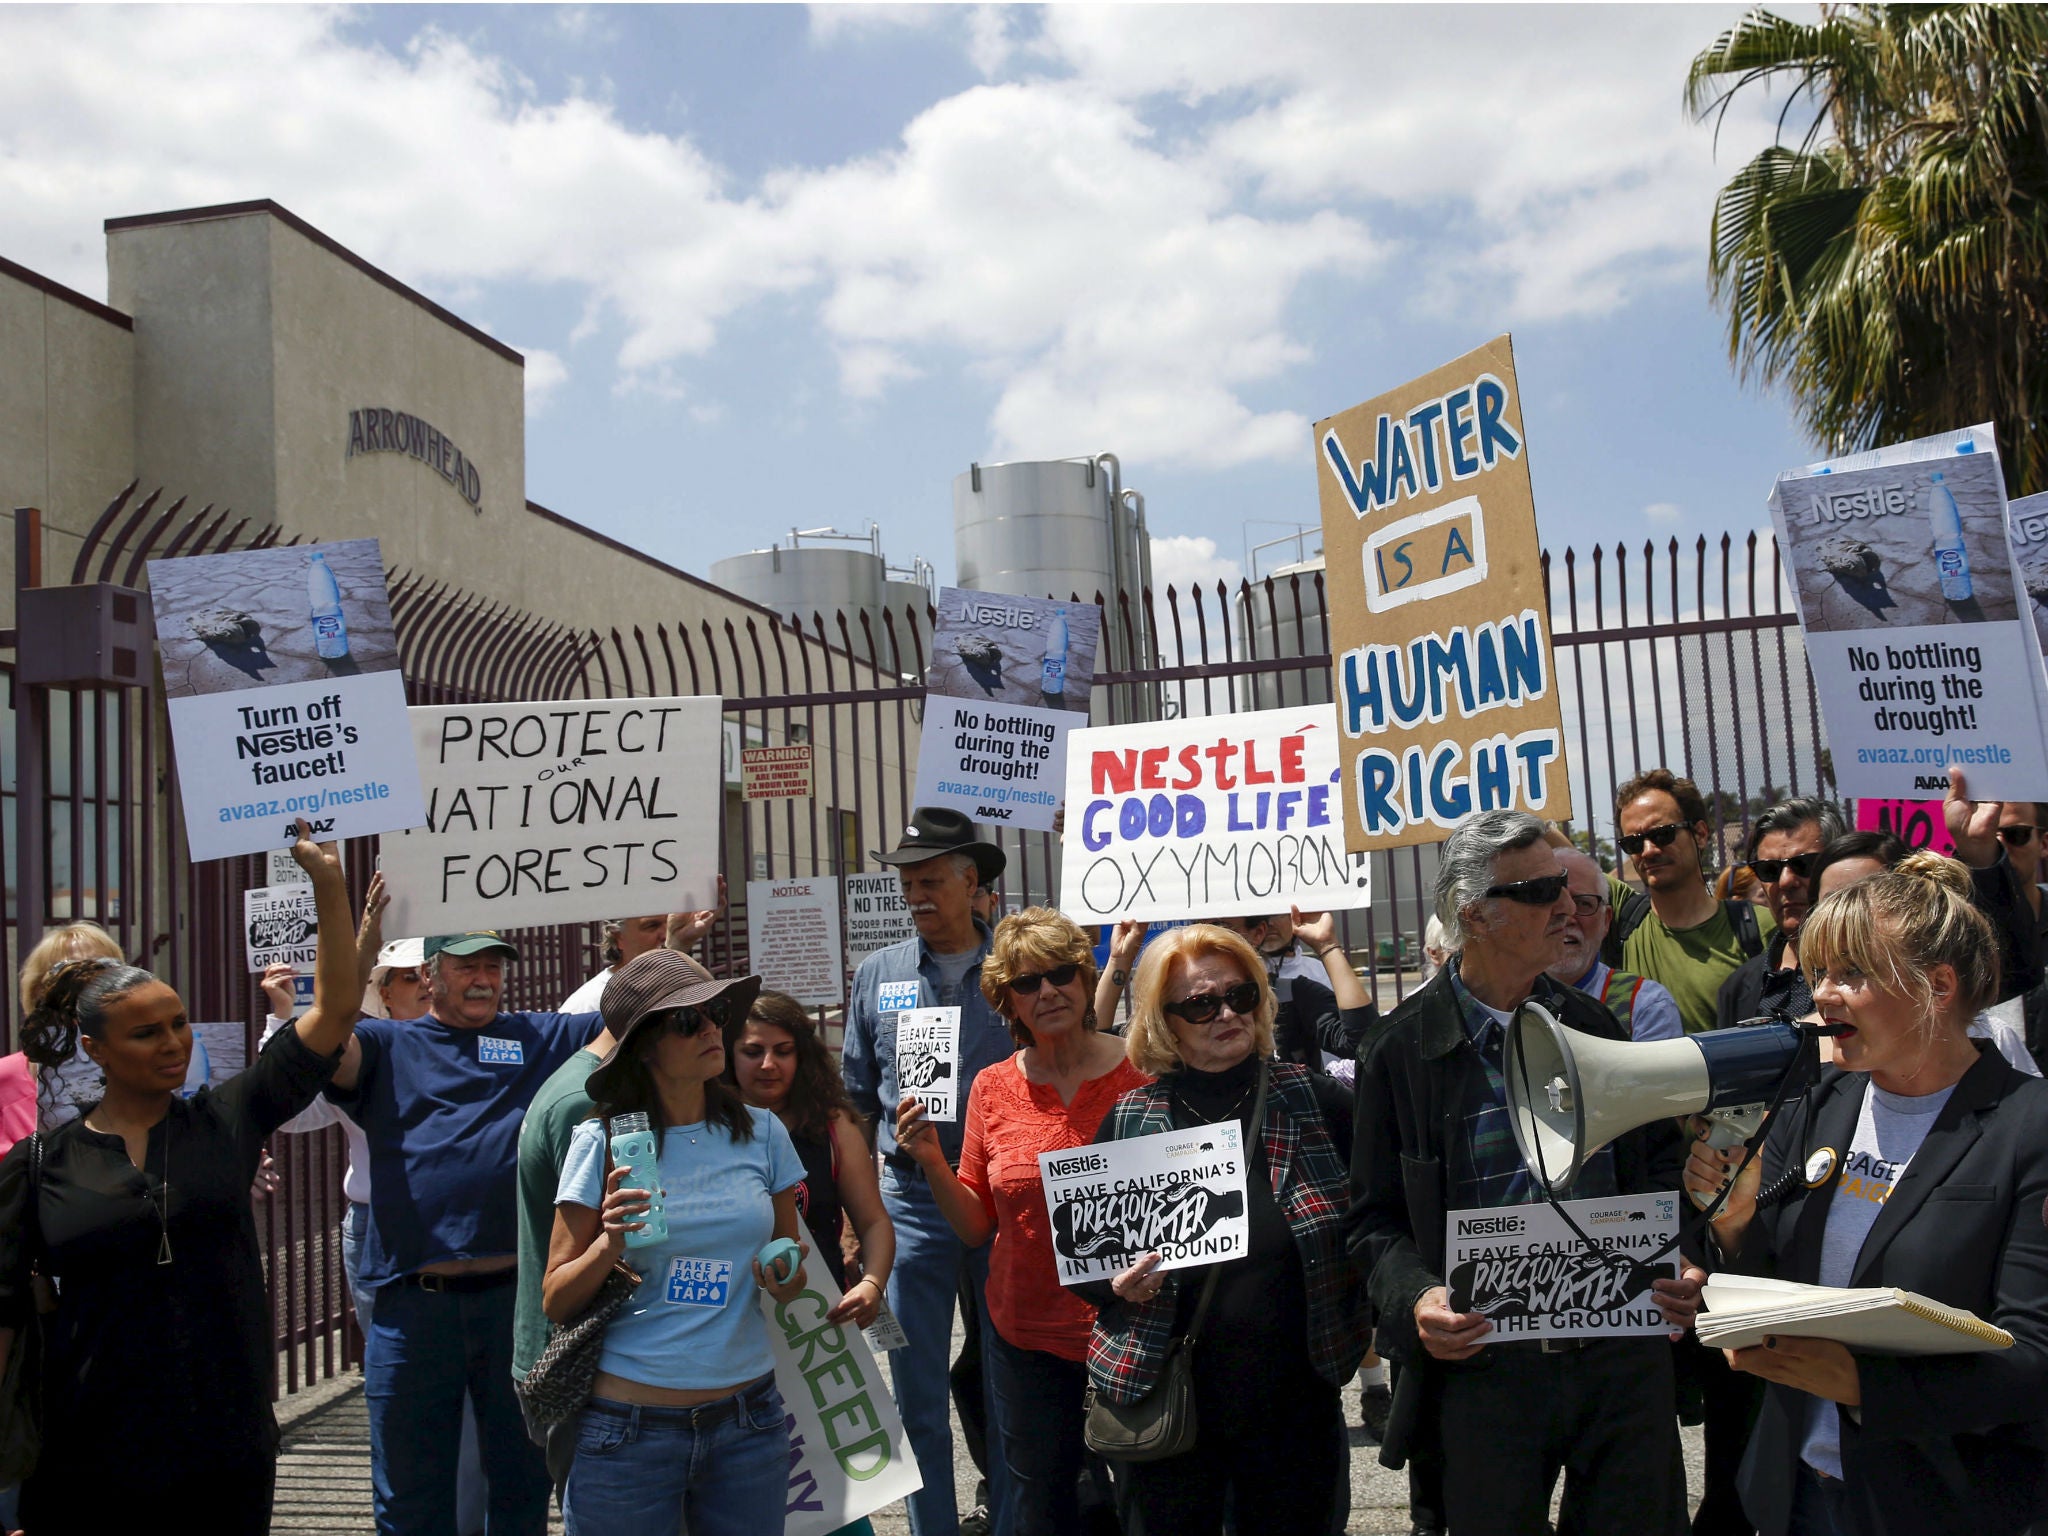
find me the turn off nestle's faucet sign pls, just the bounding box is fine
[346,407,483,510]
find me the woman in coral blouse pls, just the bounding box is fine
[897,907,1148,1536]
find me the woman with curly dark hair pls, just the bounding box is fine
[0,823,361,1533]
[725,990,894,1326]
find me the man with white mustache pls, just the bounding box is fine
[327,931,602,1536]
[842,809,1016,1536]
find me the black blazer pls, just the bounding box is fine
[1727,1045,2048,1536]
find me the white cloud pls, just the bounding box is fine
[1150,534,1242,594]
[0,4,1782,473]
[521,348,570,415]
[1645,501,1683,524]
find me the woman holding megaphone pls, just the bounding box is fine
[1686,851,2048,1536]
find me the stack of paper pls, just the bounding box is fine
[1698,1275,2012,1355]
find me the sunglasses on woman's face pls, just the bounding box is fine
[2000,824,2040,846]
[1009,962,1081,995]
[1748,853,1821,883]
[649,1003,722,1037]
[1162,980,1261,1025]
[1484,873,1570,906]
[1617,822,1691,857]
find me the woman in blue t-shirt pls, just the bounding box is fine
[545,950,809,1536]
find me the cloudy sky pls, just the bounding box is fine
[3,3,1813,595]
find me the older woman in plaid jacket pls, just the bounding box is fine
[1087,924,1368,1536]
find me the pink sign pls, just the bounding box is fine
[1854,799,1954,856]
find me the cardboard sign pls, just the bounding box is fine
[1039,1122,1250,1286]
[1853,798,1955,856]
[743,744,815,801]
[1314,337,1570,850]
[1058,705,1372,926]
[147,538,428,863]
[764,1270,923,1536]
[379,696,723,937]
[1444,1192,1680,1342]
[910,588,1103,833]
[1770,430,2048,800]
[896,1007,960,1121]
[244,884,319,971]
[844,872,917,966]
[747,876,846,1008]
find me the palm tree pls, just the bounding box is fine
[1687,5,2048,494]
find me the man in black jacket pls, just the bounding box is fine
[1348,809,1704,1536]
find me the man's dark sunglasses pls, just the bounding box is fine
[1618,823,1691,857]
[1748,853,1822,883]
[1009,962,1082,995]
[1485,873,1571,906]
[1163,980,1262,1025]
[2001,824,2040,846]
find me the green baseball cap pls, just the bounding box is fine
[424,931,521,961]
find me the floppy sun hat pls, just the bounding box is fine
[587,949,764,1101]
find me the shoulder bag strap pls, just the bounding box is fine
[1183,1057,1269,1347]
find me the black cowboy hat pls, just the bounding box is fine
[871,806,1007,886]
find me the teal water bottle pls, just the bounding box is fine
[609,1111,667,1249]
[308,551,351,660]
[1928,471,1974,603]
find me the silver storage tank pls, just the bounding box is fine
[952,454,1155,698]
[709,542,889,652]
[1235,553,1332,712]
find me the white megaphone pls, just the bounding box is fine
[1503,1002,1809,1196]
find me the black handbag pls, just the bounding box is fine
[0,1133,46,1485]
[513,1123,643,1435]
[1084,1059,1268,1464]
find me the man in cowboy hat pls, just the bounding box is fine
[842,808,1013,1536]
[327,930,604,1536]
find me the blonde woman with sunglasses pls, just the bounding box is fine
[896,907,1146,1536]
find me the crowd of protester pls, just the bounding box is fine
[2,766,2046,1536]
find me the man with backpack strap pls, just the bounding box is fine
[1600,768,1773,1038]
[1547,847,1682,1041]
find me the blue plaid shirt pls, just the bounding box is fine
[1447,964,1616,1210]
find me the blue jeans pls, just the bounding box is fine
[561,1383,788,1536]
[982,1325,1085,1536]
[364,1277,551,1536]
[882,1167,982,1536]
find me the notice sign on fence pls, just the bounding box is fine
[244,884,319,972]
[148,539,428,863]
[1770,427,2048,801]
[746,876,845,1008]
[1444,1191,1680,1343]
[743,744,815,801]
[1314,336,1570,851]
[764,1270,923,1536]
[1040,1122,1250,1287]
[1058,705,1371,926]
[379,696,723,937]
[844,872,917,965]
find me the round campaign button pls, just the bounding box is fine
[1804,1147,1838,1187]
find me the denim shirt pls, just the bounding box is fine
[841,918,1012,1168]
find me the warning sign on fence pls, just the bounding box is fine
[744,744,815,801]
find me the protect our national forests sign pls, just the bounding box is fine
[764,1269,922,1536]
[1313,336,1570,851]
[1057,704,1371,927]
[147,538,428,862]
[378,696,724,937]
[1445,1191,1680,1343]
[1768,425,2048,801]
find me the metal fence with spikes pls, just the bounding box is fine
[4,483,1826,1399]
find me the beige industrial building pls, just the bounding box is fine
[2,199,908,911]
